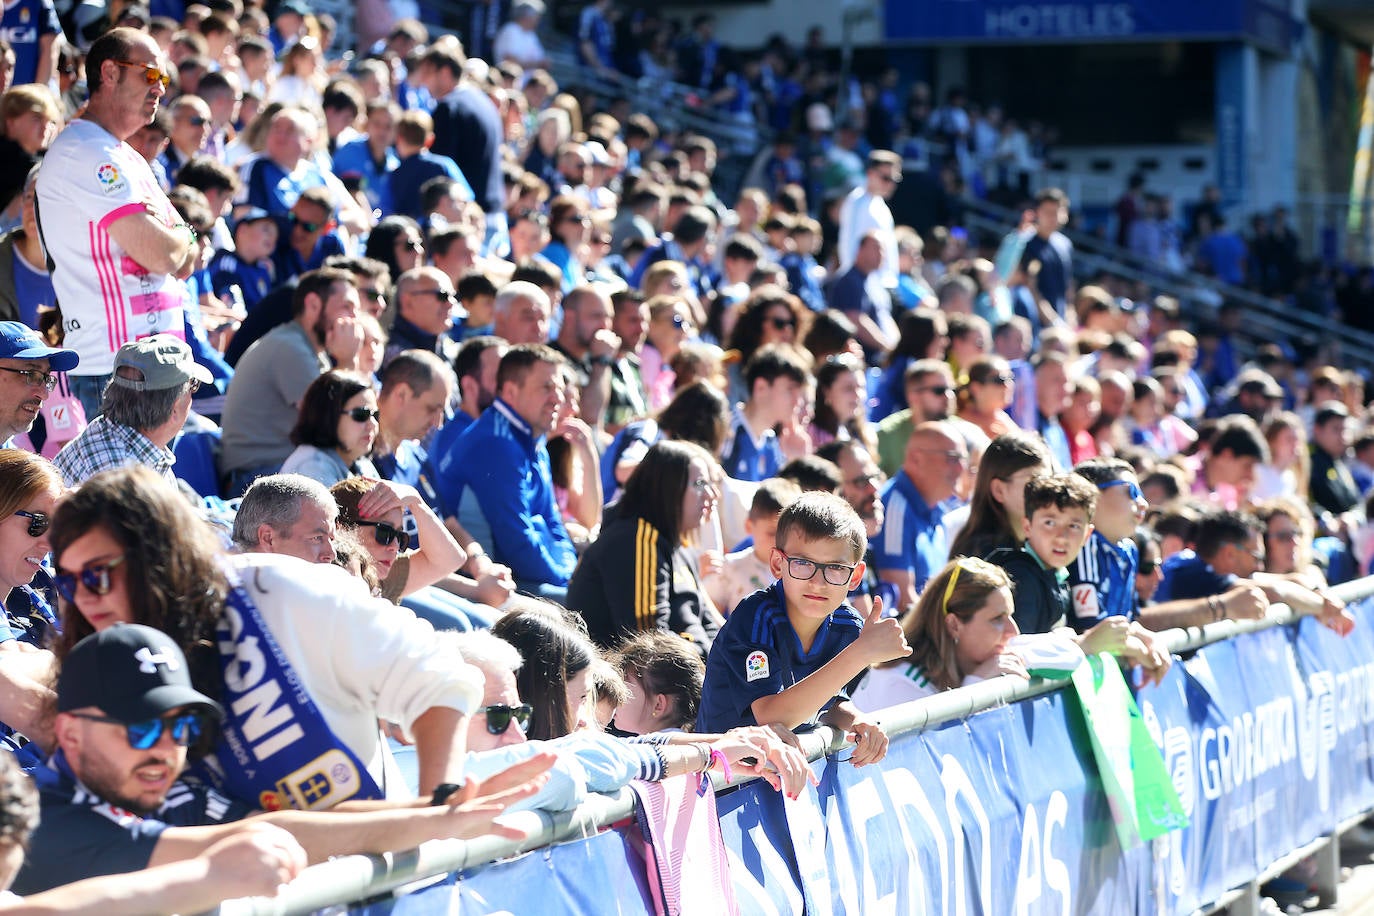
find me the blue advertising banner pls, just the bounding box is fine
[885,0,1298,53]
[347,597,1374,916]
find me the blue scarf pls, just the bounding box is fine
[198,563,384,810]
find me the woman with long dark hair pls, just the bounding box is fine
[946,432,1051,560]
[809,353,875,453]
[871,306,947,421]
[568,440,722,653]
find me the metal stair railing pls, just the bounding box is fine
[959,195,1374,372]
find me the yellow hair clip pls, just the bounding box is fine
[941,558,981,613]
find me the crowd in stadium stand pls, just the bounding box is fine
[0,0,1366,907]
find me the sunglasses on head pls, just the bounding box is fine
[1097,479,1144,501]
[68,711,204,749]
[343,406,380,423]
[478,703,532,735]
[54,555,126,602]
[112,59,171,88]
[13,509,48,538]
[359,520,411,550]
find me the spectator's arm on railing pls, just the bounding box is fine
[1138,582,1269,631]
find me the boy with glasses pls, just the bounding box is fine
[697,492,907,768]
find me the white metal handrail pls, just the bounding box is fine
[217,574,1374,915]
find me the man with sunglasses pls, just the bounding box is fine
[1151,508,1352,635]
[0,321,78,450]
[52,335,210,487]
[36,28,198,419]
[873,359,955,478]
[385,267,461,367]
[158,96,212,186]
[17,623,556,895]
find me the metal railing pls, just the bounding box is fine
[217,572,1374,916]
[958,194,1374,373]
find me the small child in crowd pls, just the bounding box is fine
[707,477,801,615]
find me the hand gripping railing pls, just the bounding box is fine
[217,573,1374,915]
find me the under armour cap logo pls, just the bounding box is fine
[135,646,181,674]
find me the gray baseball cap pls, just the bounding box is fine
[110,335,213,391]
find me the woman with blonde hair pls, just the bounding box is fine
[0,449,64,646]
[851,558,1028,709]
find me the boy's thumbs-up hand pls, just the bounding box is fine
[856,595,910,665]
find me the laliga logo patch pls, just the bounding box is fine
[1071,584,1099,619]
[96,162,127,195]
[745,650,769,682]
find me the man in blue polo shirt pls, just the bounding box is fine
[432,344,575,600]
[874,421,966,612]
[1154,508,1355,634]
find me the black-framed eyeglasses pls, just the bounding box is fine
[358,520,411,550]
[1138,559,1160,575]
[478,703,533,735]
[54,555,126,602]
[1097,479,1143,501]
[13,510,48,538]
[775,550,857,587]
[112,59,171,88]
[290,213,327,233]
[67,711,204,749]
[914,384,952,396]
[0,365,58,391]
[343,406,380,423]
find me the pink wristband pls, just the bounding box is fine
[708,747,733,783]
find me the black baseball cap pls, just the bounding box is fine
[58,624,222,723]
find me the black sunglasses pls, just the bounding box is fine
[417,289,458,305]
[767,316,796,330]
[67,711,204,749]
[1138,559,1159,575]
[13,509,48,538]
[291,213,327,233]
[479,703,532,735]
[54,555,126,602]
[359,520,411,550]
[185,115,208,127]
[343,406,380,423]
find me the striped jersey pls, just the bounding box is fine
[1065,530,1139,631]
[37,120,188,376]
